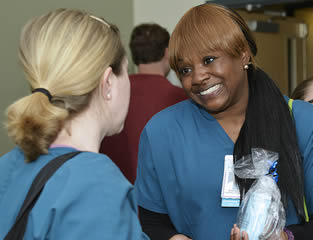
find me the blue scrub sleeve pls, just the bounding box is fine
[288,128,313,239]
[292,100,313,216]
[300,126,313,216]
[135,128,168,214]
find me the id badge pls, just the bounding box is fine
[221,155,240,207]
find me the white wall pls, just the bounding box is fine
[134,0,204,33]
[133,0,204,87]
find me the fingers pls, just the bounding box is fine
[230,225,249,240]
[242,231,249,240]
[231,224,240,240]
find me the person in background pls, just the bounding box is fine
[134,3,313,240]
[291,77,313,104]
[0,9,148,239]
[100,23,187,184]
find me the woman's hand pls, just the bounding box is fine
[278,231,288,240]
[230,224,249,240]
[230,224,288,240]
[169,234,192,240]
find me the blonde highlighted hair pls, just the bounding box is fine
[6,9,125,162]
[169,3,257,75]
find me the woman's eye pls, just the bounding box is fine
[178,67,192,76]
[203,56,216,65]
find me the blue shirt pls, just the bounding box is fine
[0,147,149,240]
[135,99,313,239]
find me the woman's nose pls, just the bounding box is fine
[192,64,209,85]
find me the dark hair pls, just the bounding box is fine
[129,23,169,65]
[234,68,306,221]
[291,77,313,101]
[227,8,306,221]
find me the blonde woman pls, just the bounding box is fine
[0,9,149,239]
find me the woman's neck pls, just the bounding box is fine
[213,83,249,143]
[51,110,107,153]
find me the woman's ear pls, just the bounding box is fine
[241,49,250,66]
[100,67,113,100]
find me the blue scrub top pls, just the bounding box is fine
[0,147,149,240]
[135,99,313,240]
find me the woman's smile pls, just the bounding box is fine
[199,83,222,96]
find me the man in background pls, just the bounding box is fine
[100,23,187,183]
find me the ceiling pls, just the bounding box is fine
[206,0,313,15]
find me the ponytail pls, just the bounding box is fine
[6,92,68,162]
[234,68,306,221]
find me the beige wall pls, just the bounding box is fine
[295,8,313,79]
[133,0,204,33]
[0,0,133,155]
[239,11,307,95]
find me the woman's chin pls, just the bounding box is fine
[115,123,125,135]
[105,123,124,137]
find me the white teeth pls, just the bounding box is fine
[200,84,221,96]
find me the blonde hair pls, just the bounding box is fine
[6,9,125,162]
[169,3,257,75]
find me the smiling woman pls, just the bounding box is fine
[134,3,313,240]
[175,50,249,118]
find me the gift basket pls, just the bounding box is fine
[234,148,286,240]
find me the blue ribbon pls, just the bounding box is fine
[267,160,278,183]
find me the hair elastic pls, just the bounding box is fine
[32,88,52,102]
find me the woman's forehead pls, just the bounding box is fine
[176,47,221,62]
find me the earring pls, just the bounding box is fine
[107,93,111,99]
[244,64,249,70]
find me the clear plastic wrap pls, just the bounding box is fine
[234,148,286,240]
[234,148,278,179]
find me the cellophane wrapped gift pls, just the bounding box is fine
[234,148,286,240]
